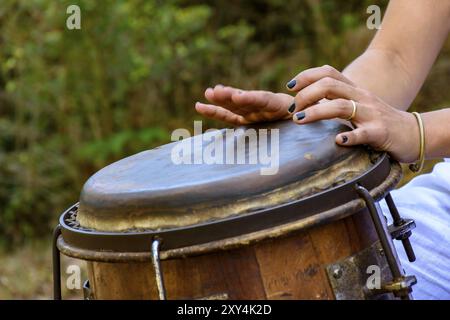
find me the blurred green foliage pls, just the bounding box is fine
[0,0,449,248]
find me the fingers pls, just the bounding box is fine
[204,85,251,116]
[289,78,366,114]
[206,86,271,109]
[205,85,241,113]
[335,128,371,147]
[195,102,249,125]
[292,99,356,123]
[205,86,291,116]
[292,99,372,148]
[230,90,266,108]
[200,84,294,123]
[286,65,354,92]
[206,85,264,116]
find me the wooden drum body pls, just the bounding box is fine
[55,120,417,300]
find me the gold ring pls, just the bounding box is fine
[346,100,357,121]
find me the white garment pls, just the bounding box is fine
[380,159,450,300]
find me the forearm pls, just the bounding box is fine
[343,49,417,110]
[422,109,450,159]
[343,0,450,111]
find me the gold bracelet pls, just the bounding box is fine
[409,112,425,173]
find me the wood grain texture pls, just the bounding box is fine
[88,209,377,300]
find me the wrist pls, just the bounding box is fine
[398,111,422,164]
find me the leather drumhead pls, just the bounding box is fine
[77,120,373,231]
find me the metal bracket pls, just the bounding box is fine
[326,241,393,300]
[356,185,416,300]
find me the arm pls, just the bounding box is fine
[197,0,449,124]
[421,110,450,159]
[284,0,450,161]
[196,0,450,161]
[343,0,450,110]
[342,0,450,160]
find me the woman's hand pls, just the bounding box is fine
[194,65,421,163]
[195,85,293,125]
[286,65,420,163]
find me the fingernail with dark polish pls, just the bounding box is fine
[288,103,296,113]
[295,111,305,121]
[286,79,296,89]
[342,135,348,144]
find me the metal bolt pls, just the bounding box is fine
[379,248,385,256]
[332,266,343,279]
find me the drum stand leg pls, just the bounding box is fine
[151,238,167,300]
[356,185,417,300]
[52,224,62,300]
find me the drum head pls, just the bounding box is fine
[77,120,377,232]
[57,120,402,254]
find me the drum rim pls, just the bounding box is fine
[57,153,402,261]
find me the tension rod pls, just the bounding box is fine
[355,185,414,300]
[385,193,416,262]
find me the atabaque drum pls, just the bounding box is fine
[54,120,418,300]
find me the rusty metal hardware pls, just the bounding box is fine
[385,193,416,262]
[326,241,393,300]
[355,185,416,300]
